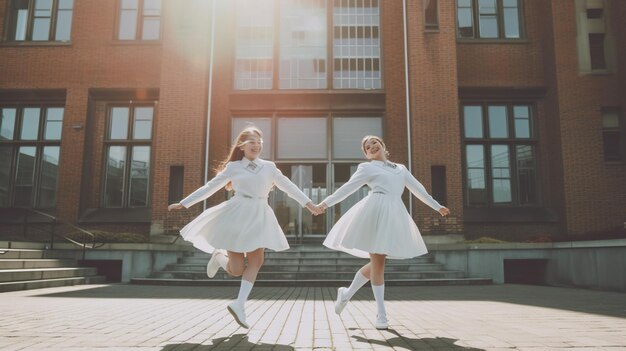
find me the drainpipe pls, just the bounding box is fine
[402,0,413,216]
[204,0,217,211]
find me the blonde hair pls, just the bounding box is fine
[218,126,263,190]
[361,135,389,158]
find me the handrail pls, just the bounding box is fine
[22,209,105,260]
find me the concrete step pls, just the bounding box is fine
[0,259,78,269]
[0,276,107,293]
[0,267,98,283]
[151,270,466,280]
[0,249,49,260]
[131,277,492,287]
[166,262,445,273]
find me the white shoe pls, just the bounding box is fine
[206,249,225,278]
[227,302,249,329]
[335,287,348,315]
[375,315,389,330]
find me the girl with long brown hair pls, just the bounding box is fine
[168,126,322,329]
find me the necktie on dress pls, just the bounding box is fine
[384,161,397,169]
[247,161,258,171]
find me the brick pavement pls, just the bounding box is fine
[0,284,625,350]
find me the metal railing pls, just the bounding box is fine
[22,209,104,260]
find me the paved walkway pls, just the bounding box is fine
[0,284,625,350]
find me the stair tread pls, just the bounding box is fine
[0,267,94,273]
[0,275,107,286]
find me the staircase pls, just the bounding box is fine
[0,247,106,292]
[132,244,491,287]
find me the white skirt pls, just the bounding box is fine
[179,195,289,254]
[323,193,428,259]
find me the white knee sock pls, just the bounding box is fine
[236,279,254,308]
[372,284,386,317]
[343,270,370,301]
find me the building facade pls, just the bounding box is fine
[0,0,624,242]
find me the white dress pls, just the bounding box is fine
[179,158,311,254]
[322,160,443,259]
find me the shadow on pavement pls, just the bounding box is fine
[352,329,485,351]
[160,334,294,350]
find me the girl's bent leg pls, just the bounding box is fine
[226,251,245,277]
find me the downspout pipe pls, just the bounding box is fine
[402,0,413,216]
[204,0,217,210]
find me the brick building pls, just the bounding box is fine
[0,0,624,242]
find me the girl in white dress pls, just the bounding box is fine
[318,135,450,330]
[168,126,321,329]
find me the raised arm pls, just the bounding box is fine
[272,164,312,207]
[179,163,233,208]
[403,166,443,212]
[321,163,369,208]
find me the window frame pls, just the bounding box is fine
[115,0,162,42]
[456,0,525,41]
[460,101,540,207]
[0,105,64,208]
[5,0,74,42]
[101,103,155,208]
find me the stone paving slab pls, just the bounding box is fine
[0,284,625,350]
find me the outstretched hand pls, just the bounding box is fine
[168,203,184,211]
[439,207,450,217]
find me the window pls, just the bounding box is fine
[462,103,537,206]
[103,105,154,208]
[232,116,382,235]
[333,0,382,89]
[424,0,439,31]
[279,0,327,89]
[117,0,161,41]
[0,107,63,208]
[234,0,275,90]
[7,0,74,42]
[602,108,622,161]
[576,0,616,73]
[456,0,522,39]
[234,0,382,90]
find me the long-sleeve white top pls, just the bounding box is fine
[322,160,443,211]
[179,158,312,209]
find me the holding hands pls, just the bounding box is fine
[305,202,325,216]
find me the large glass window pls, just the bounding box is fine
[8,0,74,42]
[117,0,161,41]
[333,0,382,89]
[462,103,538,206]
[103,105,154,208]
[279,0,327,89]
[234,0,382,90]
[0,107,63,208]
[234,0,275,90]
[456,0,522,39]
[232,116,381,236]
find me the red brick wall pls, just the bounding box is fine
[550,0,626,235]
